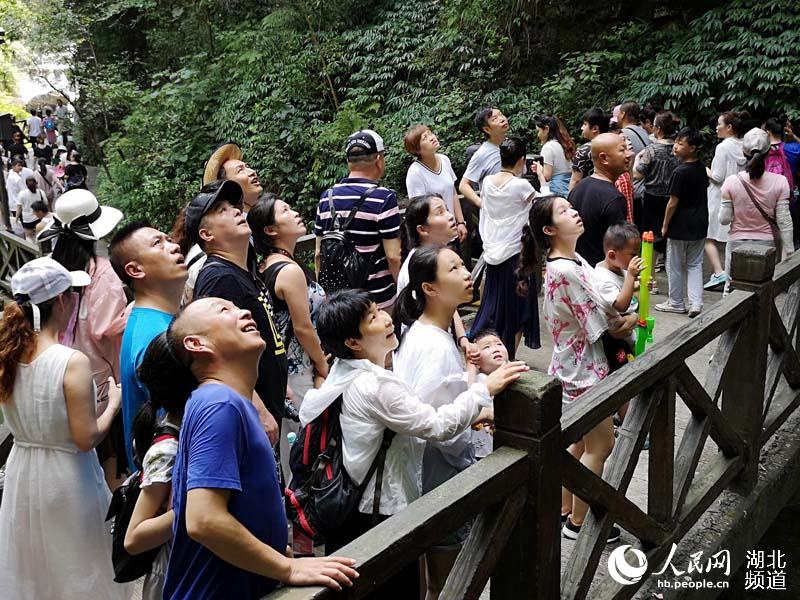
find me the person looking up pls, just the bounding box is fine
[162,297,359,599]
[404,124,467,243]
[109,220,189,472]
[185,180,286,437]
[459,107,509,208]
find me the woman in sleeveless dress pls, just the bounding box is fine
[249,194,328,482]
[0,257,126,600]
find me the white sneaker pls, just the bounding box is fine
[655,301,686,314]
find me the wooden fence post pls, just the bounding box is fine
[726,244,775,493]
[491,370,562,600]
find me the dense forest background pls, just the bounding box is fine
[2,0,800,229]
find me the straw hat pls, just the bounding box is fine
[203,142,242,186]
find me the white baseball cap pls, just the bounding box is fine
[38,189,123,242]
[742,128,771,157]
[11,257,91,331]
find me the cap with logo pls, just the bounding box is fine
[11,256,91,331]
[184,179,244,247]
[344,129,385,158]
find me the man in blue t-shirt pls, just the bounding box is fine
[163,297,357,599]
[109,221,189,470]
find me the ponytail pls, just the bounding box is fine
[516,196,558,296]
[0,297,57,402]
[746,151,766,180]
[134,330,197,464]
[392,245,441,346]
[247,193,279,256]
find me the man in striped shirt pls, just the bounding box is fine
[314,130,402,308]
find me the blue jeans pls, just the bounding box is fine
[549,172,571,198]
[666,238,704,310]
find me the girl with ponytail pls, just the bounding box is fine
[524,196,637,544]
[125,330,197,600]
[393,245,528,598]
[0,257,125,599]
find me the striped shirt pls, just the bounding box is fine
[314,177,401,307]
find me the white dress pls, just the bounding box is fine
[0,344,127,600]
[707,136,745,242]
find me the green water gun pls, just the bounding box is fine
[634,231,655,356]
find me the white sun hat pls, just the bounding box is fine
[38,189,123,242]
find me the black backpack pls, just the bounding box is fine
[285,395,394,542]
[317,185,377,293]
[105,425,178,583]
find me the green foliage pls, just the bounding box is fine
[18,0,800,232]
[627,0,800,123]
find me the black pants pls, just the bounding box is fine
[326,512,420,599]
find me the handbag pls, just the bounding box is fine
[737,175,782,257]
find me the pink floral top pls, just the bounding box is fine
[543,254,617,403]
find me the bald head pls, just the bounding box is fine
[591,133,629,180]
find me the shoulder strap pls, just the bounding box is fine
[624,126,648,148]
[339,185,378,232]
[361,427,396,518]
[737,175,777,223]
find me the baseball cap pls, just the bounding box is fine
[184,179,244,246]
[345,129,385,158]
[11,257,91,331]
[742,128,770,157]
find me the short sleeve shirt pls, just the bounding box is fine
[141,425,179,487]
[405,154,458,213]
[543,256,616,403]
[194,256,288,421]
[541,140,572,176]
[721,171,790,241]
[635,142,679,197]
[120,307,174,470]
[314,177,401,308]
[568,177,628,266]
[572,142,593,178]
[462,141,501,189]
[666,161,709,241]
[164,384,287,600]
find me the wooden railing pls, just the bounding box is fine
[0,230,41,295]
[265,244,800,600]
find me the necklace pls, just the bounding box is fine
[267,246,294,260]
[500,168,517,175]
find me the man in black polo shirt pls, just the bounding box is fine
[185,179,287,441]
[568,133,630,266]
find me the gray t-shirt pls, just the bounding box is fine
[541,140,572,176]
[463,141,501,190]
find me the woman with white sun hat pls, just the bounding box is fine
[0,257,127,599]
[38,188,130,483]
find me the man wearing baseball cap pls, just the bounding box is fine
[313,129,402,308]
[187,179,287,437]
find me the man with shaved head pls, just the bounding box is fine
[162,297,358,599]
[109,220,189,470]
[567,133,630,265]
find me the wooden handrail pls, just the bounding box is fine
[269,447,529,600]
[0,229,42,294]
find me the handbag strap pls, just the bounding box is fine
[737,175,777,226]
[329,184,378,232]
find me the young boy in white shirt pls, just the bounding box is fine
[594,223,644,371]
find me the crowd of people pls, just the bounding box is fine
[0,98,798,600]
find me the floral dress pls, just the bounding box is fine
[543,255,618,403]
